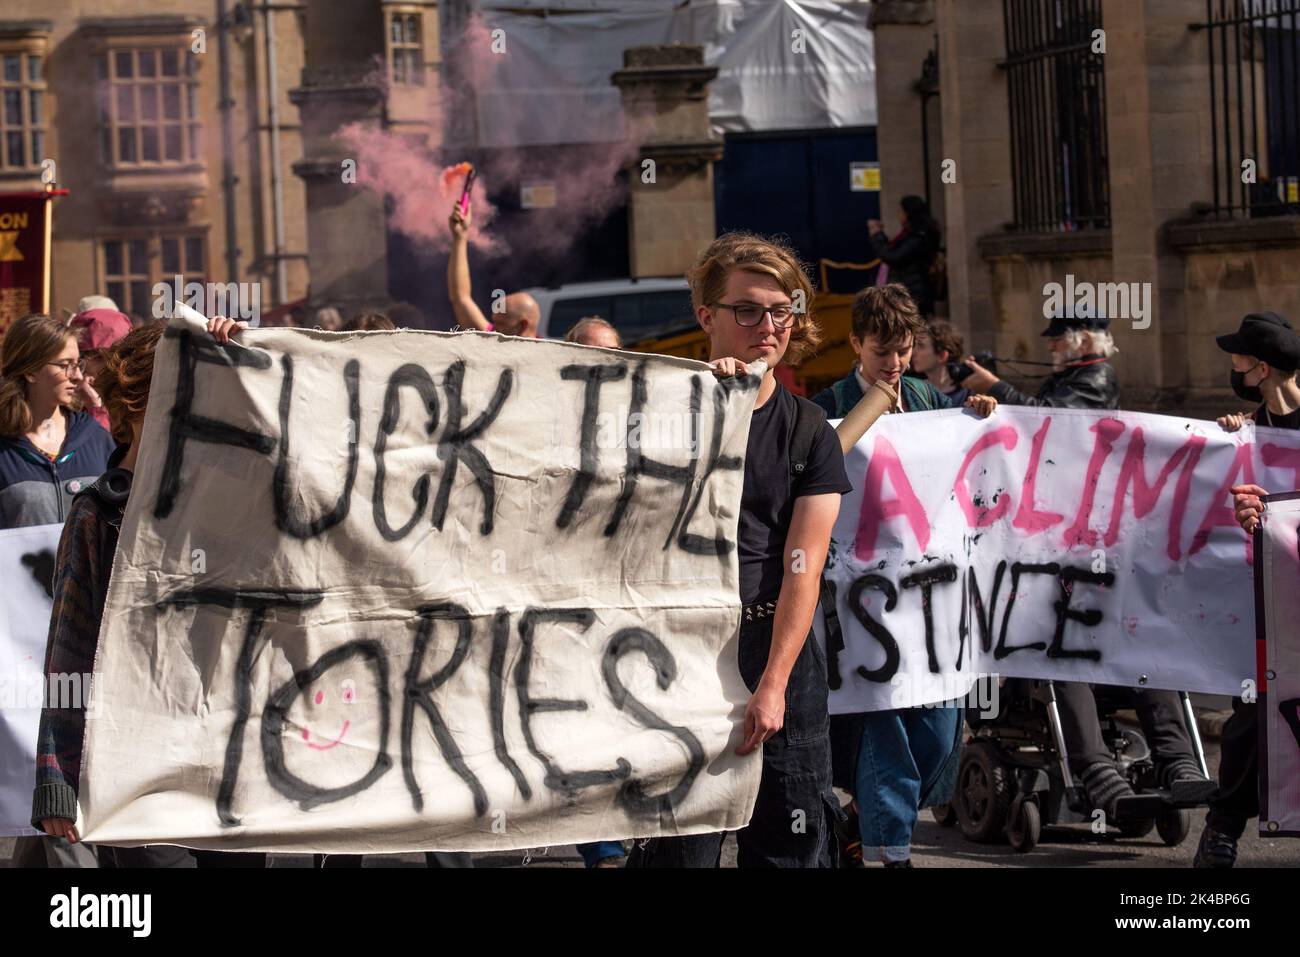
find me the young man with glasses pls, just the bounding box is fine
[627,231,851,868]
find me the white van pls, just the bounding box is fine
[525,278,696,344]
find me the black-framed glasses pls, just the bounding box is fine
[48,358,86,376]
[712,302,796,329]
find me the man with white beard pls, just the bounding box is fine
[958,307,1120,410]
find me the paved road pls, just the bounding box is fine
[4,705,1297,869]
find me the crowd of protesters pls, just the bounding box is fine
[1,218,1292,870]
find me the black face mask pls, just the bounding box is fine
[1230,362,1264,403]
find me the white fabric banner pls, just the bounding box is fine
[1257,493,1300,838]
[80,315,762,852]
[0,523,62,837]
[819,406,1298,714]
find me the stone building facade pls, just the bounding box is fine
[870,0,1300,417]
[1,2,724,328]
[0,1,445,324]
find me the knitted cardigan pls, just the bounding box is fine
[30,456,129,827]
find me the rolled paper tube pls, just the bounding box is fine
[171,302,209,324]
[835,379,895,455]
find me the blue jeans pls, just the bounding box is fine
[577,841,626,867]
[855,703,960,863]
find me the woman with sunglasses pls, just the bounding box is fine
[1,312,115,867]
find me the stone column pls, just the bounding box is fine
[934,0,1014,350]
[611,46,722,279]
[289,0,388,317]
[869,0,945,236]
[1101,0,1215,408]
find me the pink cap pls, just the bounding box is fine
[69,309,132,352]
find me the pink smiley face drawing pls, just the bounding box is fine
[266,642,392,802]
[299,678,358,750]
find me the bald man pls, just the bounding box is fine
[447,207,539,337]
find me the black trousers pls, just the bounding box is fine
[191,850,268,868]
[626,618,839,869]
[1055,682,1194,773]
[103,845,195,868]
[313,852,474,868]
[1206,697,1258,839]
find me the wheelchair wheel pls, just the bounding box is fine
[1007,800,1041,853]
[931,803,958,827]
[956,741,1012,843]
[1118,817,1156,840]
[1156,807,1192,847]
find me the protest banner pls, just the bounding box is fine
[0,523,62,836]
[818,406,1299,714]
[79,313,763,852]
[1256,493,1300,838]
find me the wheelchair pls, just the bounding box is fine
[932,678,1217,853]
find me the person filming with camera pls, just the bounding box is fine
[958,306,1119,410]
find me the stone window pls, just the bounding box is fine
[0,47,45,171]
[389,12,423,86]
[1000,0,1109,231]
[1192,2,1300,218]
[96,46,201,167]
[101,232,207,318]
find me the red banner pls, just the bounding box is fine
[0,192,55,338]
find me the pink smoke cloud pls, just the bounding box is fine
[333,13,650,267]
[335,122,504,255]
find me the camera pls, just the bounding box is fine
[949,351,996,384]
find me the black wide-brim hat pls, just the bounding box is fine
[1215,311,1300,371]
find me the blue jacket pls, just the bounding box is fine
[0,411,117,529]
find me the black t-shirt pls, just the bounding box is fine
[1256,404,1300,430]
[738,384,853,604]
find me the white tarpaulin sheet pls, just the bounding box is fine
[818,406,1294,714]
[469,0,876,145]
[1257,493,1300,838]
[0,523,62,837]
[79,315,762,852]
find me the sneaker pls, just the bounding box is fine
[1080,761,1136,818]
[1192,826,1237,869]
[882,858,913,868]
